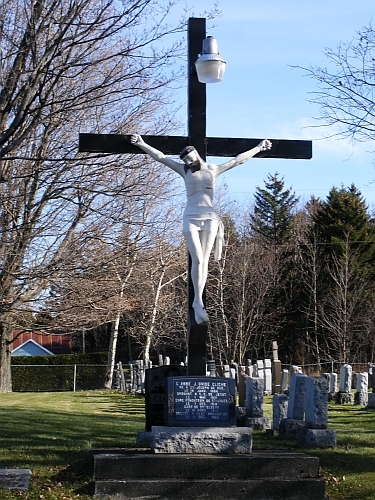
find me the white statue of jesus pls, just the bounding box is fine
[131,134,272,324]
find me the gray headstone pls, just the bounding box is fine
[354,372,368,406]
[356,372,368,393]
[367,393,375,407]
[287,373,307,420]
[272,394,288,430]
[339,364,352,393]
[281,369,289,393]
[246,377,264,418]
[0,469,31,491]
[208,360,216,377]
[245,359,253,377]
[264,359,272,394]
[256,360,264,381]
[329,373,338,394]
[305,377,328,429]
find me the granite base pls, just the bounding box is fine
[151,426,252,454]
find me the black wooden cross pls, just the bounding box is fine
[79,18,312,376]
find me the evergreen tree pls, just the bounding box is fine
[251,173,299,246]
[311,185,375,271]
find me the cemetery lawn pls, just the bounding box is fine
[260,396,375,500]
[0,392,374,499]
[0,390,145,499]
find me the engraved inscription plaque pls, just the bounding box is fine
[166,376,236,426]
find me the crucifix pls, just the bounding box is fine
[79,18,312,376]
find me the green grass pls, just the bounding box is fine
[0,391,375,499]
[0,391,145,499]
[259,396,375,500]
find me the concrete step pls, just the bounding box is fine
[93,449,328,500]
[93,449,321,480]
[95,478,327,500]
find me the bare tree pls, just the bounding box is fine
[208,206,285,365]
[0,0,186,391]
[319,239,372,363]
[301,24,375,143]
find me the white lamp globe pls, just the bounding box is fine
[195,36,226,84]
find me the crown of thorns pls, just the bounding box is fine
[179,146,196,160]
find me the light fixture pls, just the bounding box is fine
[194,36,226,84]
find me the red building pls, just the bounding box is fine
[12,330,72,355]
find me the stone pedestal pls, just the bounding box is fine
[279,418,305,439]
[244,417,271,430]
[335,392,354,404]
[151,426,253,454]
[93,449,328,500]
[296,428,337,449]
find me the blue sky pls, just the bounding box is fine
[169,0,375,210]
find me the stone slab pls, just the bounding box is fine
[151,426,252,454]
[335,392,354,404]
[279,418,305,439]
[93,449,321,480]
[94,478,328,499]
[367,393,375,408]
[0,469,31,491]
[296,428,337,449]
[136,430,152,448]
[244,417,271,430]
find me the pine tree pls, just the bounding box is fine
[311,184,375,271]
[251,173,299,246]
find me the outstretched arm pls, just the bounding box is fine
[130,134,184,175]
[215,140,272,175]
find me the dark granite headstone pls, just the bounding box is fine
[166,376,236,427]
[145,365,187,431]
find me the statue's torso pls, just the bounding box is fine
[183,163,218,220]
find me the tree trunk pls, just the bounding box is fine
[104,312,121,389]
[0,318,13,392]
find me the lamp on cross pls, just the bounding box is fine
[79,18,312,376]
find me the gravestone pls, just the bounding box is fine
[256,360,264,381]
[144,365,187,431]
[0,469,31,492]
[166,376,236,427]
[238,365,247,407]
[354,372,368,406]
[339,364,352,392]
[245,377,271,430]
[329,373,337,394]
[246,359,253,377]
[271,341,282,394]
[208,359,216,377]
[272,394,288,432]
[287,373,307,420]
[281,369,289,393]
[264,359,272,394]
[305,377,328,429]
[296,376,337,449]
[281,373,307,439]
[336,364,354,404]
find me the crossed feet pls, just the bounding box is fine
[193,301,209,324]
